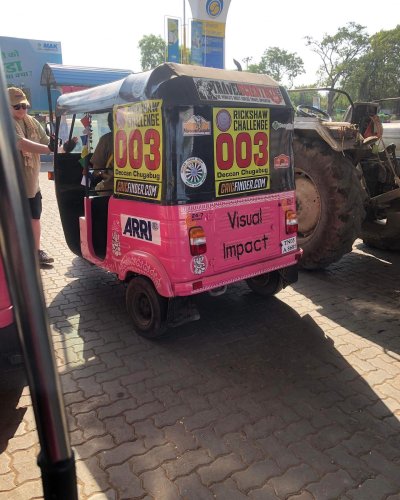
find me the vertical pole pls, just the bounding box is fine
[182,0,186,64]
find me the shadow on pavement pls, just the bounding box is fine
[42,265,400,499]
[292,241,400,355]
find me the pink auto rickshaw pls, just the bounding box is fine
[53,63,302,338]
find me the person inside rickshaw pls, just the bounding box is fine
[90,111,114,196]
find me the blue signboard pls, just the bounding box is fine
[0,36,62,112]
[191,20,204,66]
[190,20,224,69]
[167,18,180,63]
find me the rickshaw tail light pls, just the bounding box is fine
[286,210,298,234]
[189,226,207,255]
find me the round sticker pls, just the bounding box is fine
[181,157,207,188]
[216,109,231,132]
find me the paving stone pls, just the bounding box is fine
[183,408,220,432]
[232,459,280,492]
[346,475,400,499]
[270,464,320,498]
[211,478,249,499]
[193,426,230,458]
[133,418,167,448]
[164,422,198,453]
[289,441,338,475]
[257,435,300,470]
[107,462,144,498]
[129,443,178,475]
[76,456,110,497]
[103,415,135,444]
[97,398,138,420]
[197,454,246,486]
[361,450,400,487]
[248,483,280,499]
[223,432,264,465]
[153,404,193,427]
[306,469,356,499]
[176,472,215,499]
[140,467,180,498]
[99,439,147,468]
[124,401,164,423]
[163,449,213,480]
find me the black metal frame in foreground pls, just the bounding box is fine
[0,56,78,499]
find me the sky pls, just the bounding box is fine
[1,0,399,85]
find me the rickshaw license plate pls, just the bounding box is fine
[281,236,297,254]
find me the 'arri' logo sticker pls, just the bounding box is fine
[121,215,161,245]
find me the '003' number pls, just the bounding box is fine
[115,128,160,170]
[216,132,268,170]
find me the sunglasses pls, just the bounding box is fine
[12,103,29,110]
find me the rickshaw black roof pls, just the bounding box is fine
[55,63,280,116]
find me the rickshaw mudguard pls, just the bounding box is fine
[118,250,173,297]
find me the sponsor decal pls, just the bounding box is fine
[114,100,163,201]
[281,236,297,254]
[37,41,60,52]
[274,154,290,169]
[186,212,204,227]
[181,157,207,188]
[213,107,270,197]
[206,0,223,17]
[223,235,269,261]
[112,231,121,256]
[191,255,208,275]
[272,121,294,131]
[215,109,232,132]
[218,177,268,196]
[227,208,262,229]
[183,115,211,136]
[121,215,161,245]
[195,78,285,105]
[115,180,159,199]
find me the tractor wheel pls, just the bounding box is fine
[126,276,168,339]
[246,271,283,296]
[294,137,365,269]
[361,211,400,250]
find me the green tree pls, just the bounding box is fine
[248,47,304,88]
[138,34,166,71]
[346,25,400,100]
[305,22,370,112]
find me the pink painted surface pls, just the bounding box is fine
[0,257,14,328]
[81,191,300,297]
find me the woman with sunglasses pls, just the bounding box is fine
[8,87,76,266]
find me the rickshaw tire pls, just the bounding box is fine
[246,271,283,296]
[126,276,168,339]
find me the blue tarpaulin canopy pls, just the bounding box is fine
[40,63,133,88]
[40,63,133,130]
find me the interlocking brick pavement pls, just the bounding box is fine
[0,170,400,499]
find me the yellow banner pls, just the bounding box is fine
[114,100,163,200]
[213,107,270,197]
[201,20,225,37]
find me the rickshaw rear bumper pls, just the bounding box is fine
[173,250,302,296]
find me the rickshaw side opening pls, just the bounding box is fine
[53,63,302,338]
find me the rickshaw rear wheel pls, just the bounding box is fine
[246,271,283,296]
[126,277,168,338]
